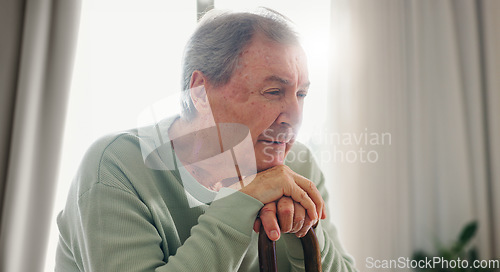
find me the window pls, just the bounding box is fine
[44,1,196,270]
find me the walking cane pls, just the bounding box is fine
[258,222,322,272]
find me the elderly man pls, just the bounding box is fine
[56,9,357,272]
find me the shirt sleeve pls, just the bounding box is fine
[61,181,263,272]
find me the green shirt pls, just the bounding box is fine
[56,117,357,272]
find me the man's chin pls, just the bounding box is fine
[255,142,293,172]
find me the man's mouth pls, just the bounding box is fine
[257,127,296,146]
[259,140,286,144]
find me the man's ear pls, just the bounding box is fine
[189,70,211,114]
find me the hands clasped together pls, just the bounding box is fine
[239,165,326,241]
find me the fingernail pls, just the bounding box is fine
[270,230,279,240]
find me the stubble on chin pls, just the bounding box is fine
[254,141,294,172]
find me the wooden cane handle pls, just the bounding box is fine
[258,222,322,272]
[258,224,277,272]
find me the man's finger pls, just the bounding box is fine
[290,201,305,233]
[259,202,280,241]
[295,214,314,238]
[291,171,323,222]
[277,197,294,233]
[284,184,318,224]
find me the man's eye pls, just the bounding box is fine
[297,91,308,98]
[262,88,283,99]
[265,89,281,95]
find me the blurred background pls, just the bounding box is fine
[0,0,498,271]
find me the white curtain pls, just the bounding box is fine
[326,0,500,270]
[0,0,81,271]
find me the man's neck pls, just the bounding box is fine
[169,117,241,191]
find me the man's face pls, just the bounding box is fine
[205,33,310,172]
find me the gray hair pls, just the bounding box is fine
[180,8,300,119]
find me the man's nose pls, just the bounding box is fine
[276,94,302,127]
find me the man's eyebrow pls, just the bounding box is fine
[264,75,311,89]
[265,75,290,85]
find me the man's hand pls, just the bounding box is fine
[253,198,324,241]
[239,165,326,241]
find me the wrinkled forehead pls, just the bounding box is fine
[238,34,309,86]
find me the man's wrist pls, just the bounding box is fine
[207,190,263,236]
